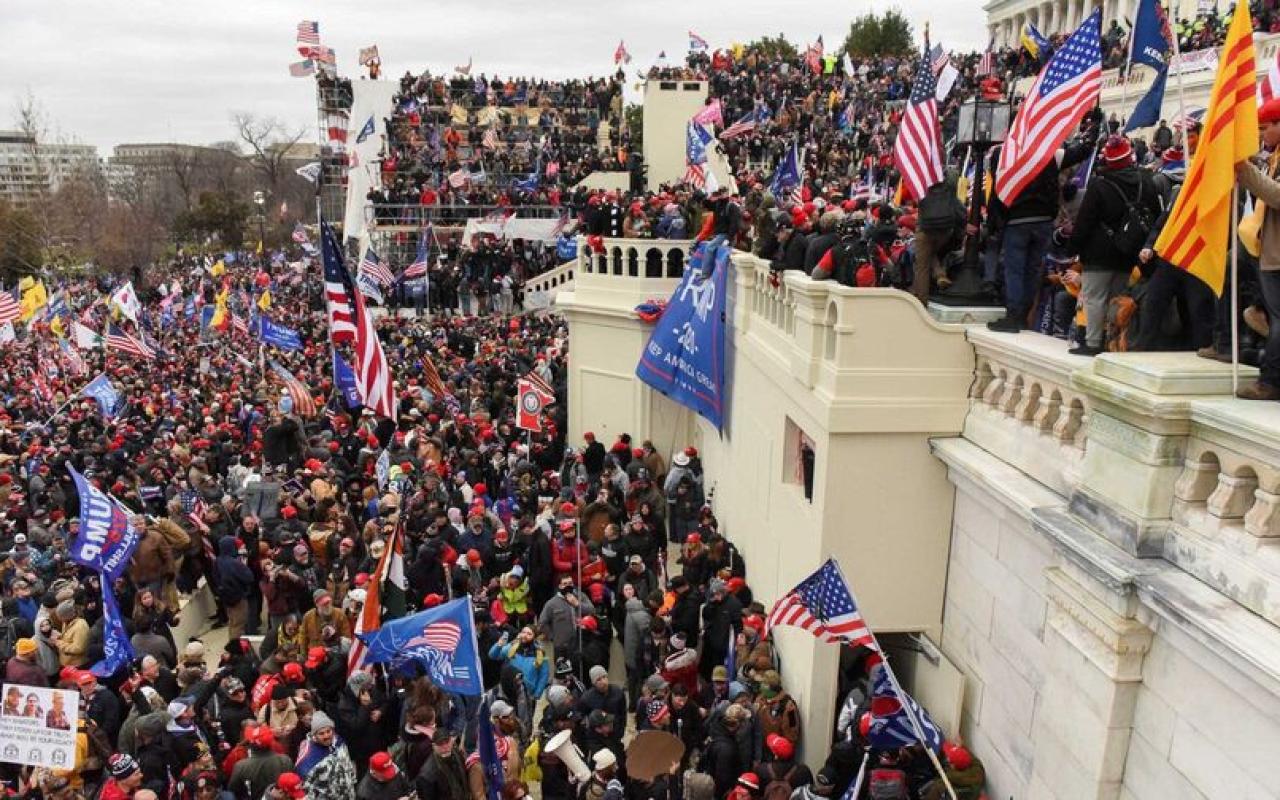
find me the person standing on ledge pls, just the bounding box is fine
[1233,98,1280,400]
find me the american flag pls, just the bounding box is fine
[765,559,878,650]
[928,42,950,74]
[296,20,320,56]
[231,314,249,337]
[105,323,155,360]
[406,621,462,652]
[360,246,394,286]
[720,108,763,140]
[689,30,709,52]
[893,37,944,202]
[182,492,210,535]
[292,223,309,244]
[614,40,631,65]
[324,236,357,344]
[270,359,317,417]
[868,656,944,751]
[0,288,19,325]
[289,60,316,78]
[482,127,499,150]
[996,9,1102,204]
[402,235,430,280]
[322,221,395,419]
[447,168,469,188]
[978,37,996,76]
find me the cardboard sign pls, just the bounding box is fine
[0,685,80,769]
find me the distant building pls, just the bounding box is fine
[0,130,99,206]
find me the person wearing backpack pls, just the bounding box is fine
[1064,135,1163,355]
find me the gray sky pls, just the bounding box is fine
[2,0,987,154]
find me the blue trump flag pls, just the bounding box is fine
[356,116,376,144]
[333,352,361,409]
[67,466,142,580]
[476,699,504,800]
[1125,66,1169,132]
[635,240,731,429]
[255,317,303,351]
[358,597,484,696]
[771,139,802,199]
[868,658,944,752]
[91,580,134,677]
[1130,0,1171,71]
[80,374,121,419]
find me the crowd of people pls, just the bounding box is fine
[0,231,988,800]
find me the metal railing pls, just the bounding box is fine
[366,204,565,227]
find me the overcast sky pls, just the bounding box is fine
[2,0,987,154]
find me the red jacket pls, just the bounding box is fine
[550,537,587,581]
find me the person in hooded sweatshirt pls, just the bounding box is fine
[215,538,257,640]
[1065,135,1162,355]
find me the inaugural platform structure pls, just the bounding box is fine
[560,239,1280,800]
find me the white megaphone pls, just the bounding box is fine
[545,729,592,784]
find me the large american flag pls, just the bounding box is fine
[766,559,877,650]
[322,222,395,420]
[296,20,320,57]
[996,9,1102,204]
[0,288,19,325]
[324,236,356,343]
[105,323,155,360]
[893,38,944,203]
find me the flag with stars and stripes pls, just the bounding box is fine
[0,287,19,326]
[893,36,945,202]
[296,20,320,57]
[269,359,317,418]
[682,121,718,191]
[765,559,877,650]
[996,9,1102,204]
[360,246,395,286]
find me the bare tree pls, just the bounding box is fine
[231,112,308,199]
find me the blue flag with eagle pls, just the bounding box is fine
[358,597,484,695]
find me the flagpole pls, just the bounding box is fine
[828,559,958,800]
[848,751,871,799]
[1119,0,1141,119]
[41,394,78,429]
[1231,184,1241,395]
[1167,8,1189,145]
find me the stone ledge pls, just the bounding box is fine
[931,436,1066,522]
[1136,568,1280,698]
[1093,352,1256,396]
[1190,397,1280,467]
[968,327,1091,390]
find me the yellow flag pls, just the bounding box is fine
[50,316,65,338]
[1154,7,1257,296]
[17,276,33,292]
[19,280,47,322]
[257,289,272,311]
[256,240,264,256]
[211,259,226,278]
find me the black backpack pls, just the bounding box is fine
[1099,176,1158,262]
[0,617,17,665]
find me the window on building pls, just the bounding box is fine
[783,418,816,502]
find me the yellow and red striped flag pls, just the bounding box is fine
[1154,7,1258,296]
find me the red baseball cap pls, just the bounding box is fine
[282,663,305,683]
[276,773,305,799]
[369,752,397,780]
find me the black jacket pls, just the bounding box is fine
[1069,166,1163,271]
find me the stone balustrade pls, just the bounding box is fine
[524,260,575,296]
[964,329,1092,496]
[576,236,690,280]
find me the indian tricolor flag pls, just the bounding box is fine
[347,520,407,673]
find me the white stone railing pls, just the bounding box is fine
[964,329,1091,496]
[575,236,692,280]
[525,260,575,296]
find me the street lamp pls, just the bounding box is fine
[253,191,266,267]
[935,96,1011,305]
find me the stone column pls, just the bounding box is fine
[1030,565,1153,799]
[1045,1,1056,34]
